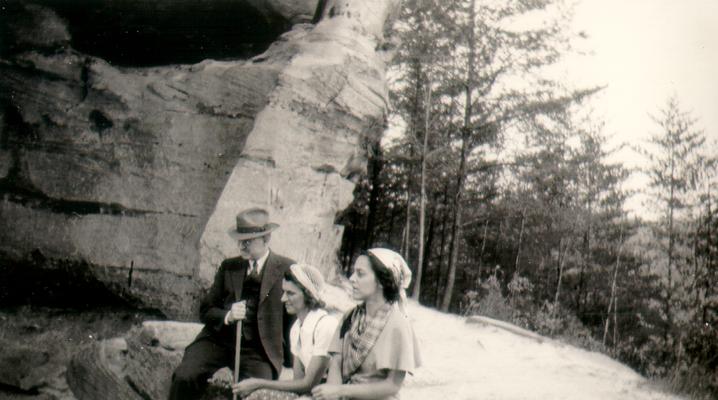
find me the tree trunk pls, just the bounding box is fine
[399,56,423,260]
[692,216,701,312]
[364,139,383,248]
[442,200,464,312]
[423,208,436,280]
[435,181,450,308]
[403,197,412,264]
[554,237,571,306]
[704,190,714,324]
[577,181,592,317]
[550,238,572,336]
[478,218,489,279]
[603,226,624,346]
[413,79,432,300]
[514,209,526,275]
[440,0,475,312]
[613,291,619,349]
[665,150,675,344]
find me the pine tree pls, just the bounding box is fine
[640,96,708,358]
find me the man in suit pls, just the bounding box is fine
[169,208,295,400]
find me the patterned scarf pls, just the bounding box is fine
[341,302,393,381]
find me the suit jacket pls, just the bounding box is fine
[195,251,295,372]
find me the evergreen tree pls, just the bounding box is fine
[639,96,707,350]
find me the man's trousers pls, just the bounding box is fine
[168,337,275,400]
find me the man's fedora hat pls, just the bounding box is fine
[228,208,279,240]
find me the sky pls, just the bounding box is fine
[560,0,718,215]
[387,0,717,217]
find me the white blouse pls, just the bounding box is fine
[289,308,339,370]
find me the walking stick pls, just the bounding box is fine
[232,320,242,400]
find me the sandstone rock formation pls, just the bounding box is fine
[0,339,53,392]
[0,0,399,318]
[0,306,154,400]
[67,338,143,400]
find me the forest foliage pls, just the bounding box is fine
[337,1,718,398]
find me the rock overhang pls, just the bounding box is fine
[2,0,324,66]
[0,0,400,319]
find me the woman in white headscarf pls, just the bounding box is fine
[311,249,421,400]
[233,263,339,400]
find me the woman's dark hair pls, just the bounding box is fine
[283,269,321,310]
[362,251,400,303]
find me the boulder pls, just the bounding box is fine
[135,320,204,351]
[66,321,232,400]
[0,306,156,400]
[0,337,76,399]
[466,315,547,343]
[0,0,400,318]
[0,339,52,391]
[124,321,203,400]
[66,338,143,400]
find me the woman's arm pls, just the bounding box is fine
[312,370,406,400]
[233,355,330,396]
[325,353,343,384]
[293,356,305,380]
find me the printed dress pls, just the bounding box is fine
[328,303,421,400]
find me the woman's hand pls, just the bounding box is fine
[311,383,344,400]
[232,378,262,397]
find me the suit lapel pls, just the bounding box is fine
[259,251,283,304]
[230,259,249,301]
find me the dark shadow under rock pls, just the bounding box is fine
[1,0,294,66]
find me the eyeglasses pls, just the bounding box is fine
[240,238,258,248]
[239,236,268,248]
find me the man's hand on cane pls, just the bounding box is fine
[226,301,247,324]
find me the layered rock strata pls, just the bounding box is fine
[0,0,399,318]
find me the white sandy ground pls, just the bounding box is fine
[399,301,684,400]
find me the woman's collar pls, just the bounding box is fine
[300,307,327,328]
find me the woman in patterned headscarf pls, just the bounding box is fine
[312,249,421,400]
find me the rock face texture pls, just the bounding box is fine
[67,321,226,400]
[0,306,155,400]
[0,339,53,392]
[0,0,399,318]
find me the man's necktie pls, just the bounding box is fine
[250,259,259,278]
